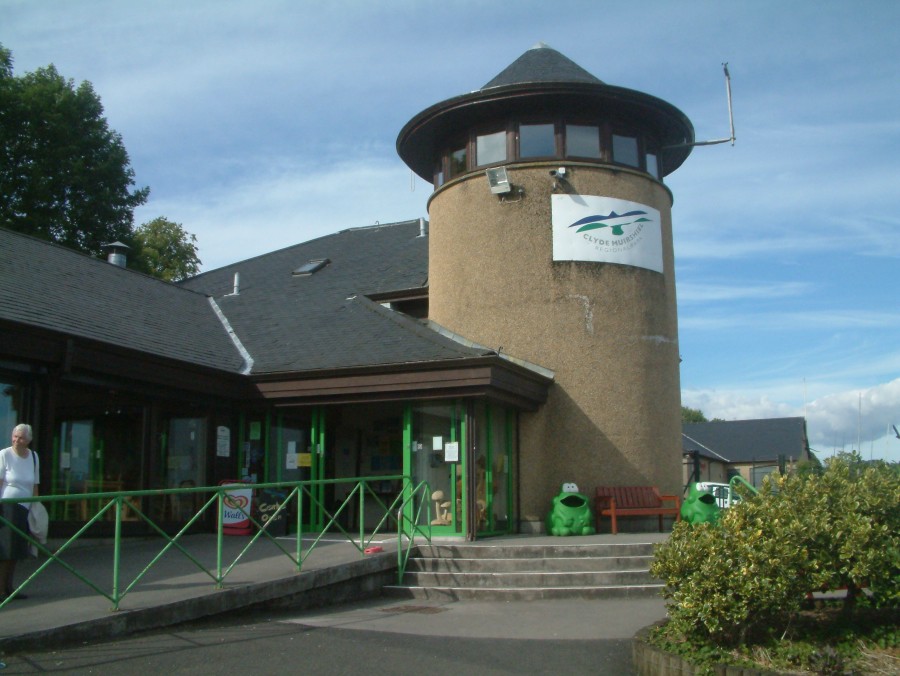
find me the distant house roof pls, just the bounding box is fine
[682,417,810,463]
[0,227,246,374]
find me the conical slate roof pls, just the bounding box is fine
[482,42,603,88]
[397,44,694,181]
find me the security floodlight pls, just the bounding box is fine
[486,167,511,194]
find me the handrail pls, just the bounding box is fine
[395,480,432,584]
[0,475,421,610]
[728,474,759,500]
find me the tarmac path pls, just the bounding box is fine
[0,595,666,675]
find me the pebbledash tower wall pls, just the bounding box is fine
[397,44,695,532]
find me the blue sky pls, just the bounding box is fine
[4,0,899,461]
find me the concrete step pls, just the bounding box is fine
[416,542,656,559]
[406,555,654,573]
[400,568,655,588]
[382,584,664,601]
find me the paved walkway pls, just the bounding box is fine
[0,532,670,654]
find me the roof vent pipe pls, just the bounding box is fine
[418,217,427,238]
[232,272,240,295]
[104,241,130,267]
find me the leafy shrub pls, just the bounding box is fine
[651,453,900,648]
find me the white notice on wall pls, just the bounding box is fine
[432,436,443,451]
[286,453,298,470]
[444,441,459,463]
[551,194,663,273]
[216,426,231,457]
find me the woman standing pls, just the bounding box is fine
[0,423,40,600]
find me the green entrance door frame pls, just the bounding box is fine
[401,399,516,540]
[309,407,326,529]
[474,405,516,536]
[403,400,468,538]
[241,408,327,531]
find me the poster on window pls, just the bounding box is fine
[551,194,663,273]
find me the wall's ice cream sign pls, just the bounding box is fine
[551,195,663,273]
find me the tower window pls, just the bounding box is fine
[475,130,507,166]
[519,123,556,158]
[565,125,601,159]
[449,146,467,177]
[646,152,659,178]
[434,118,662,189]
[612,134,639,168]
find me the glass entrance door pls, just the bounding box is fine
[474,402,515,535]
[409,401,465,535]
[270,409,317,531]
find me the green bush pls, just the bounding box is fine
[651,453,900,648]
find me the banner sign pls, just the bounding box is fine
[551,195,663,273]
[220,482,253,535]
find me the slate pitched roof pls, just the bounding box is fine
[0,227,246,373]
[179,220,493,375]
[682,417,809,463]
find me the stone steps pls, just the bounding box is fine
[384,541,663,601]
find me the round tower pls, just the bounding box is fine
[397,44,695,532]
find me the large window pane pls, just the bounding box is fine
[646,152,660,178]
[162,417,207,522]
[566,125,601,158]
[519,124,555,158]
[0,381,22,438]
[612,134,640,167]
[449,147,466,177]
[476,130,507,166]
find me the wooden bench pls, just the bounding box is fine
[594,486,681,534]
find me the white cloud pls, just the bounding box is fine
[134,155,431,270]
[679,309,900,332]
[677,281,811,303]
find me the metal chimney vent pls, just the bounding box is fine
[104,241,130,267]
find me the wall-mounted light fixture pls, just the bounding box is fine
[550,166,568,191]
[486,166,512,194]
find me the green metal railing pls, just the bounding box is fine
[0,475,432,610]
[728,474,759,499]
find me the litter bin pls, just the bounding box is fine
[680,483,721,525]
[546,483,596,536]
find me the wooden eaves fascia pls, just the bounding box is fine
[365,286,429,304]
[251,354,553,411]
[0,319,252,401]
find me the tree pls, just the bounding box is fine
[132,217,201,282]
[681,406,708,423]
[0,44,149,257]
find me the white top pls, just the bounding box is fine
[0,446,40,506]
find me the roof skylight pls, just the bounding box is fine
[292,258,330,276]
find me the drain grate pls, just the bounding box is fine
[380,605,447,615]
